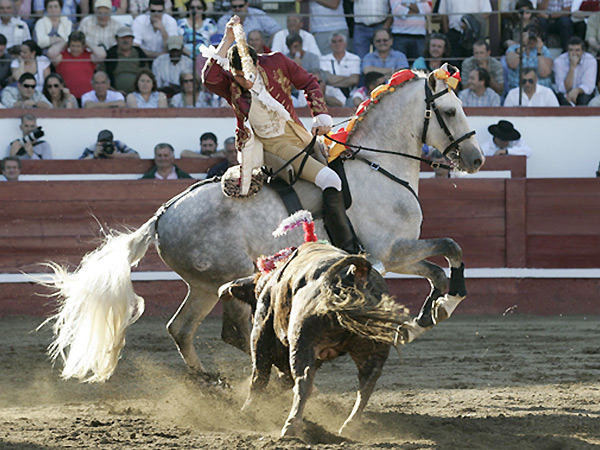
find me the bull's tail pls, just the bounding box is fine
[319,255,409,345]
[39,216,158,383]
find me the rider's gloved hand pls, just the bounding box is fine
[312,114,333,136]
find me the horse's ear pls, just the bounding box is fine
[427,71,438,91]
[442,62,459,76]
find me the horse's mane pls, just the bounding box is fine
[348,69,426,141]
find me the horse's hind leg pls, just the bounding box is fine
[167,283,219,375]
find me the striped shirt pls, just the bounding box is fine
[354,0,390,26]
[458,87,501,107]
[390,0,432,36]
[78,16,121,50]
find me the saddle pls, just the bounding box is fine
[221,139,353,217]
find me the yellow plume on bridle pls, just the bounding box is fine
[432,68,461,90]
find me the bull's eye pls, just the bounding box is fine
[444,108,456,118]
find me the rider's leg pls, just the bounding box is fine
[259,124,360,254]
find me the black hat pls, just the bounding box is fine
[97,129,113,141]
[488,120,521,141]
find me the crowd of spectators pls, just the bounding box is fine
[1,0,600,112]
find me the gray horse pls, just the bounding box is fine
[43,65,484,383]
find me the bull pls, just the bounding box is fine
[219,241,409,437]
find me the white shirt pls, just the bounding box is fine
[132,13,179,54]
[437,0,492,32]
[503,85,560,107]
[0,17,31,48]
[309,0,348,33]
[481,136,532,157]
[81,89,125,106]
[151,54,193,88]
[271,29,322,56]
[320,51,361,77]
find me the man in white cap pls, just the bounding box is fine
[481,120,532,157]
[104,26,151,94]
[151,34,193,93]
[132,0,178,58]
[78,0,121,50]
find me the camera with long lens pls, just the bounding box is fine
[101,141,115,154]
[22,126,44,144]
[16,126,44,156]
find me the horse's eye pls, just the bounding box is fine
[445,108,456,118]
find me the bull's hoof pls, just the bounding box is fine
[281,419,303,438]
[188,370,230,389]
[432,294,465,324]
[415,313,435,328]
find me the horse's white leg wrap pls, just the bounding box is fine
[432,293,465,324]
[315,167,342,191]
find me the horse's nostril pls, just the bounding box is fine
[473,158,482,169]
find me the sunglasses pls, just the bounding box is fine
[22,84,36,88]
[231,3,246,9]
[149,8,163,12]
[523,78,536,84]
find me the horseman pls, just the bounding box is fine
[201,16,359,255]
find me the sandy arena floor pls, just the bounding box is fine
[1,314,599,450]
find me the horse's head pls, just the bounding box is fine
[424,64,485,173]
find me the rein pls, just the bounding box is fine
[422,81,476,157]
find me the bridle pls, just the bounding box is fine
[422,79,476,157]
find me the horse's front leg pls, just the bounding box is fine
[384,238,467,344]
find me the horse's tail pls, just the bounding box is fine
[319,255,409,345]
[40,216,158,383]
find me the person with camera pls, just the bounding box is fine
[505,23,553,91]
[1,73,52,109]
[79,129,140,159]
[8,114,53,160]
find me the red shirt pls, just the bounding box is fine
[56,49,96,99]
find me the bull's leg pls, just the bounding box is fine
[167,283,220,375]
[242,298,275,412]
[281,334,318,438]
[338,348,388,435]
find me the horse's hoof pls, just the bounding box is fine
[395,319,430,348]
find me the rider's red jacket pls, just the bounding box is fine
[202,51,328,152]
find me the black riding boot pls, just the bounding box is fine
[322,187,360,254]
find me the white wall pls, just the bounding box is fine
[1,114,598,178]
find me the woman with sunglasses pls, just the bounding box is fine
[176,0,217,56]
[169,70,222,107]
[33,0,72,53]
[126,68,168,108]
[10,40,51,92]
[43,73,78,108]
